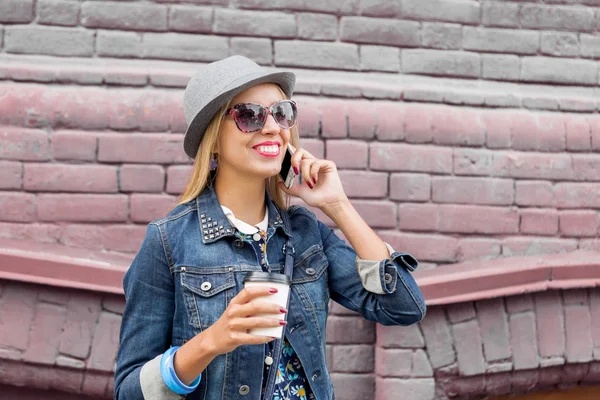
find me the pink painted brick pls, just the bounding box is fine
[120,164,165,193]
[87,311,122,372]
[81,373,111,398]
[0,192,36,222]
[432,177,514,206]
[24,163,118,193]
[37,194,128,222]
[437,204,519,234]
[502,237,578,257]
[351,200,396,228]
[515,181,555,207]
[98,134,189,164]
[375,101,404,141]
[59,292,103,359]
[509,312,539,370]
[476,298,511,362]
[37,286,69,305]
[572,154,600,182]
[398,203,438,232]
[565,305,593,363]
[511,113,565,152]
[332,345,374,373]
[320,100,347,138]
[377,323,425,348]
[412,349,433,377]
[295,96,321,137]
[590,288,600,358]
[446,302,476,324]
[457,238,501,262]
[0,161,22,189]
[101,224,146,253]
[326,140,368,169]
[483,110,511,149]
[339,170,388,198]
[556,183,600,208]
[511,370,540,394]
[418,307,455,368]
[559,210,599,237]
[0,283,36,351]
[565,115,591,151]
[0,126,50,161]
[370,143,452,173]
[347,100,376,139]
[453,148,511,177]
[165,165,192,194]
[326,316,375,344]
[51,131,97,161]
[486,372,512,396]
[431,106,485,146]
[452,320,485,376]
[390,173,431,202]
[379,231,458,263]
[130,194,176,223]
[506,294,534,314]
[332,374,375,400]
[58,224,103,251]
[301,138,324,158]
[519,209,559,235]
[23,302,66,364]
[563,290,588,306]
[590,116,600,150]
[534,290,565,358]
[375,347,412,377]
[403,103,433,143]
[509,152,573,181]
[103,295,126,315]
[376,377,435,400]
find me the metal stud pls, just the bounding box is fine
[200,213,206,218]
[207,217,212,222]
[227,229,232,234]
[210,234,214,239]
[204,236,209,240]
[202,224,207,229]
[201,219,206,223]
[209,229,214,234]
[213,222,218,227]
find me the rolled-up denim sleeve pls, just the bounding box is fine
[114,223,182,400]
[319,221,426,326]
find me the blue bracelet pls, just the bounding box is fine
[160,346,201,395]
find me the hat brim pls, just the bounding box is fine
[183,70,296,159]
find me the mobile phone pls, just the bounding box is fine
[279,144,297,189]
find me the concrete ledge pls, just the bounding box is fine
[414,251,600,306]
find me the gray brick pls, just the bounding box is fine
[341,17,419,47]
[275,40,359,70]
[235,0,360,14]
[0,27,4,50]
[332,345,374,373]
[169,6,212,33]
[482,54,520,81]
[0,0,33,23]
[37,0,79,27]
[521,57,598,85]
[482,2,519,28]
[214,9,295,38]
[362,0,400,17]
[523,97,559,111]
[521,5,594,32]
[360,45,400,72]
[142,33,228,62]
[402,49,480,78]
[541,32,579,57]
[421,23,461,50]
[81,2,167,31]
[377,378,436,400]
[5,26,94,57]
[581,34,600,58]
[463,27,539,55]
[402,0,480,25]
[97,30,142,58]
[230,37,272,65]
[298,13,337,41]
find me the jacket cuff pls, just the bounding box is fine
[356,243,418,295]
[140,354,186,400]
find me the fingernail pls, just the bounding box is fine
[313,179,317,185]
[293,166,299,175]
[307,182,313,189]
[279,321,288,326]
[280,308,288,314]
[269,288,278,294]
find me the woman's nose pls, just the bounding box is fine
[261,113,280,135]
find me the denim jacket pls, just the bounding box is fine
[114,185,426,400]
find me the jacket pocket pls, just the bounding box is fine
[180,267,235,330]
[291,245,330,310]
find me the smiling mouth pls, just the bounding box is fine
[253,144,280,157]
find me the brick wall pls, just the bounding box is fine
[1,0,600,399]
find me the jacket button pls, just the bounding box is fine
[305,268,316,275]
[239,385,250,395]
[234,240,244,249]
[384,273,393,284]
[311,371,320,381]
[200,282,212,291]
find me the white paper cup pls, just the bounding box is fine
[243,271,291,338]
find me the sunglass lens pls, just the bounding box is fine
[272,101,297,129]
[234,104,265,132]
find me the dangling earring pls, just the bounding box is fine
[210,154,218,171]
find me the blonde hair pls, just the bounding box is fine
[176,88,300,210]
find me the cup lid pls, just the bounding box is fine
[243,271,291,285]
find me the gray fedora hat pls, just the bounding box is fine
[183,56,296,158]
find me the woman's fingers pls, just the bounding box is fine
[230,300,286,318]
[300,158,316,188]
[229,286,277,306]
[229,316,286,331]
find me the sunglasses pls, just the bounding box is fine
[225,100,298,133]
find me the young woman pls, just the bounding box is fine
[114,56,426,400]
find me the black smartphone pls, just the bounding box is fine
[279,144,297,189]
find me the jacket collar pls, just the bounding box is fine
[196,184,290,244]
